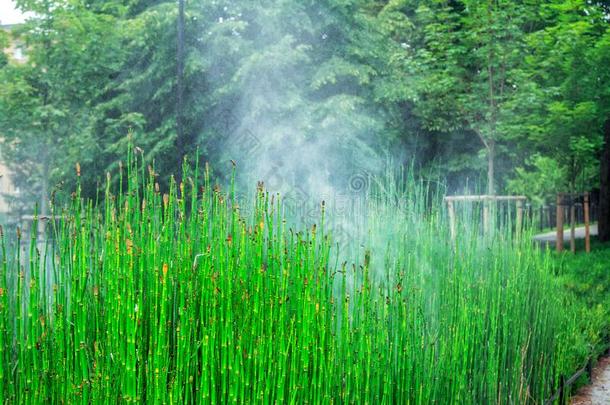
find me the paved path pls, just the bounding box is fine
[533,224,598,243]
[572,355,610,405]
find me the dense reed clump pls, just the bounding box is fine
[0,153,584,403]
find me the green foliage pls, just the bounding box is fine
[511,0,609,192]
[507,154,568,204]
[2,0,608,206]
[551,241,610,382]
[0,1,123,213]
[87,0,387,191]
[0,31,8,68]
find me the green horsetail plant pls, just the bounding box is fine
[0,150,588,403]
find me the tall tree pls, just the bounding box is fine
[175,0,186,165]
[370,0,535,195]
[599,119,610,241]
[507,0,610,201]
[92,0,383,194]
[0,31,8,68]
[0,1,122,213]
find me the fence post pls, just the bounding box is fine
[516,199,523,236]
[570,199,576,253]
[483,198,489,236]
[585,193,591,253]
[447,200,456,243]
[556,194,564,252]
[558,374,565,404]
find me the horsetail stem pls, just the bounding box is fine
[0,154,582,403]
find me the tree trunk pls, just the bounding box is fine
[487,140,495,196]
[175,0,186,165]
[598,118,610,242]
[40,175,48,217]
[39,158,49,236]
